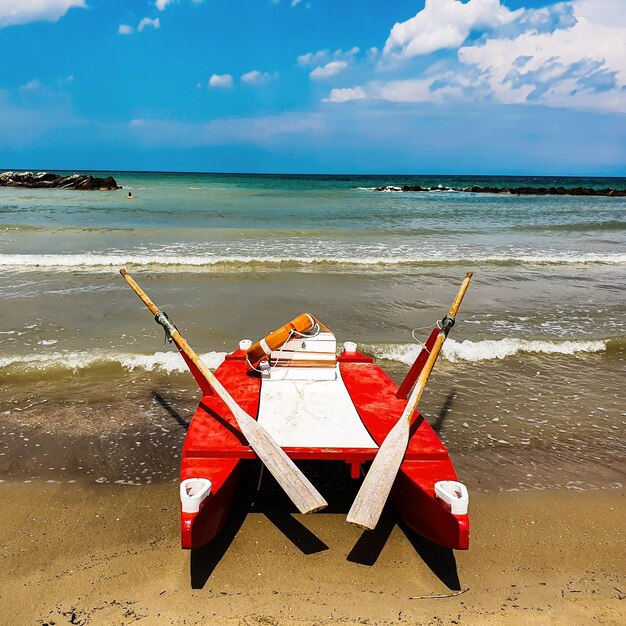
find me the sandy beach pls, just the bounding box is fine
[1,478,623,625]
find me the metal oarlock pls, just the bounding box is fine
[155,311,177,338]
[440,314,456,335]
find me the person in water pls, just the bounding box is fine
[127,191,135,199]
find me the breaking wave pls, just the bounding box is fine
[367,337,610,365]
[0,252,624,272]
[1,337,617,376]
[0,350,227,374]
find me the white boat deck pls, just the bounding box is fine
[257,365,378,449]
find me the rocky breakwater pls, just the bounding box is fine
[0,171,120,190]
[373,184,626,196]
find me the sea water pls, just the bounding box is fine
[0,172,624,491]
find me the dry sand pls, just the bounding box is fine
[1,481,623,625]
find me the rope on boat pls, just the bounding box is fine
[411,315,456,352]
[246,322,321,373]
[291,322,321,339]
[256,464,264,491]
[410,320,438,352]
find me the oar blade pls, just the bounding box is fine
[208,371,327,514]
[346,417,410,529]
[235,407,328,514]
[347,272,473,530]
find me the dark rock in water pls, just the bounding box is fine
[369,182,626,197]
[372,185,405,192]
[0,171,120,190]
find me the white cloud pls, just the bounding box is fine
[373,79,437,103]
[332,0,626,113]
[323,87,367,103]
[241,70,276,85]
[342,47,359,58]
[457,5,626,111]
[384,0,521,58]
[209,74,234,88]
[367,47,379,62]
[272,0,305,6]
[298,47,359,67]
[118,24,133,35]
[310,61,348,80]
[371,78,468,104]
[138,17,160,32]
[298,50,329,66]
[0,0,86,28]
[21,79,42,91]
[155,0,204,12]
[574,0,626,28]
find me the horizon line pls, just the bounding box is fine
[1,167,625,180]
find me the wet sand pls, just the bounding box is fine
[2,356,624,493]
[1,481,623,625]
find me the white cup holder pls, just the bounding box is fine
[434,480,469,515]
[180,478,212,513]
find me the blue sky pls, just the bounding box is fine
[0,0,624,174]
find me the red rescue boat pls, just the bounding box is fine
[120,269,471,555]
[179,319,469,551]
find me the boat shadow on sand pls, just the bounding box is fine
[189,391,461,591]
[189,467,461,591]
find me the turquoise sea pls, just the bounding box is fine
[0,172,624,493]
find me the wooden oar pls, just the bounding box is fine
[347,272,473,529]
[119,268,327,514]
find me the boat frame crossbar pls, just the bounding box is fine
[185,445,450,479]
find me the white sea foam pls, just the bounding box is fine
[0,338,612,373]
[367,337,608,365]
[0,252,624,272]
[442,338,607,362]
[0,350,227,373]
[118,351,227,372]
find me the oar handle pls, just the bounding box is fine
[404,272,473,418]
[121,268,248,425]
[120,268,160,317]
[448,271,473,319]
[120,267,212,382]
[120,269,268,432]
